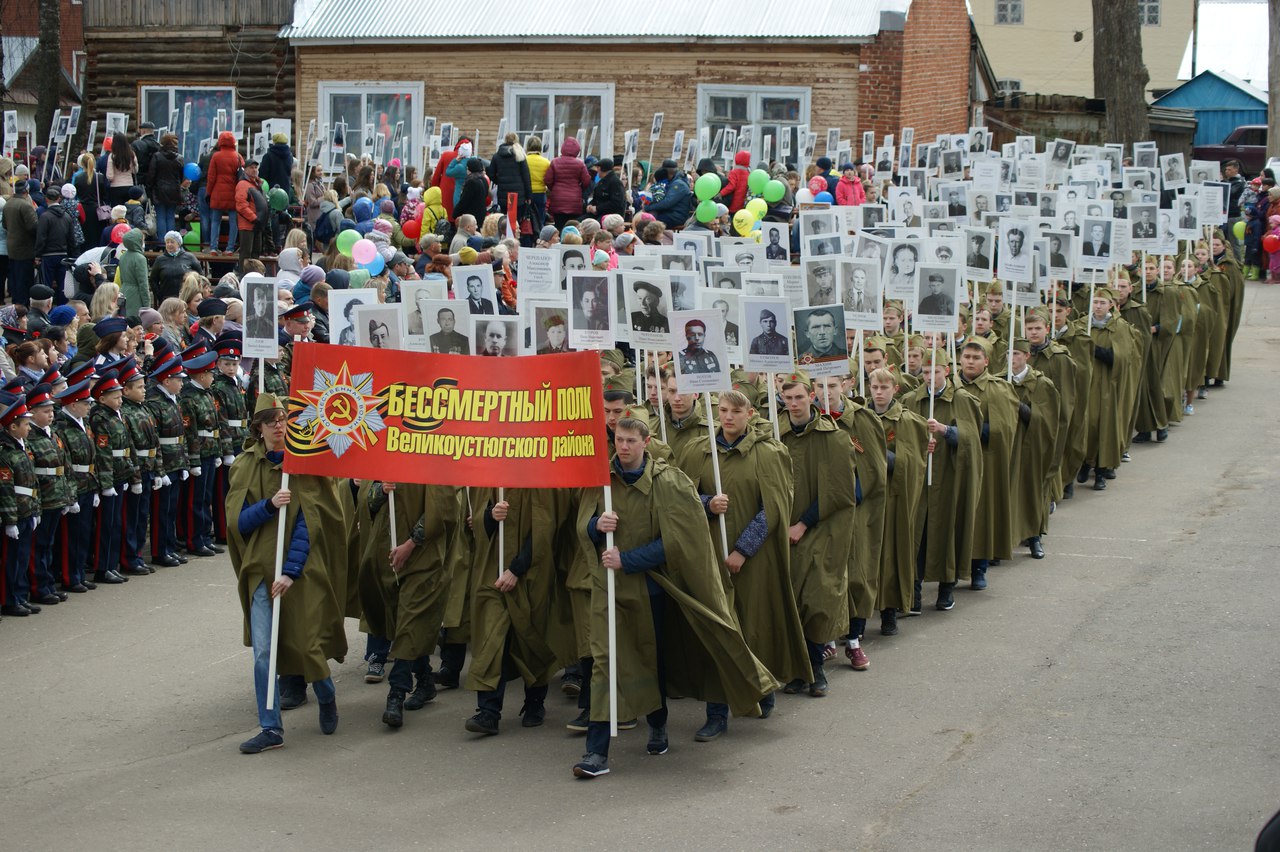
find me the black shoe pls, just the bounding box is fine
[560,672,582,697]
[22,601,40,614]
[1100,468,1116,480]
[1076,463,1091,483]
[573,752,611,778]
[465,711,499,735]
[647,725,669,755]
[94,572,125,585]
[782,678,806,695]
[1212,379,1224,387]
[152,555,181,568]
[880,608,899,636]
[1093,476,1106,491]
[936,582,956,611]
[759,692,776,718]
[403,678,437,710]
[171,552,188,564]
[809,667,829,697]
[1156,428,1169,442]
[694,716,727,741]
[108,570,129,583]
[82,579,97,590]
[519,701,546,728]
[566,709,590,733]
[209,544,225,554]
[188,546,218,557]
[64,583,88,594]
[382,691,405,728]
[1132,432,1152,443]
[908,597,922,616]
[433,668,460,689]
[318,699,338,735]
[1062,483,1074,500]
[1,604,30,617]
[239,729,283,754]
[279,690,308,711]
[1029,537,1045,559]
[54,590,68,601]
[120,565,150,577]
[35,593,61,606]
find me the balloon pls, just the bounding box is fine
[183,162,200,181]
[360,255,385,276]
[335,229,360,257]
[694,172,722,202]
[815,191,834,204]
[745,198,768,220]
[111,223,129,245]
[808,176,828,195]
[747,169,769,195]
[402,218,422,240]
[795,188,814,205]
[1233,220,1246,241]
[763,179,786,203]
[733,209,755,237]
[261,179,269,193]
[695,199,718,223]
[268,187,289,212]
[1264,234,1280,253]
[352,238,377,265]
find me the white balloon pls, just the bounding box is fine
[795,188,814,204]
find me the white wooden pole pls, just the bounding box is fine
[703,392,730,560]
[496,486,505,582]
[602,484,619,739]
[264,472,290,711]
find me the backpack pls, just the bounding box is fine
[433,211,455,245]
[313,208,336,244]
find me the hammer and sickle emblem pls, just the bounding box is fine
[330,396,352,422]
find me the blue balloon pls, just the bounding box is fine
[814,191,834,203]
[360,255,385,275]
[183,162,201,181]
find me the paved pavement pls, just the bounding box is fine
[3,284,1278,851]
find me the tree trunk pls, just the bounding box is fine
[1269,0,1280,161]
[1092,0,1151,146]
[34,0,61,151]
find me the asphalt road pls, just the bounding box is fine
[3,283,1278,851]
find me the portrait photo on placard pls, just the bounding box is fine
[401,280,449,336]
[860,204,887,229]
[458,265,497,315]
[527,300,571,355]
[998,219,1034,284]
[893,194,924,227]
[330,289,377,348]
[883,239,921,301]
[669,272,698,312]
[924,236,961,267]
[706,267,742,292]
[700,289,743,353]
[242,276,280,358]
[623,272,673,348]
[793,304,849,374]
[659,250,696,273]
[1078,217,1113,268]
[413,299,470,354]
[804,233,843,259]
[353,304,404,350]
[559,245,589,286]
[761,222,790,263]
[742,274,783,297]
[839,257,882,329]
[741,297,793,371]
[913,265,960,332]
[674,231,710,260]
[854,232,889,269]
[472,315,519,357]
[963,227,994,281]
[802,257,839,307]
[567,272,613,349]
[1174,196,1200,238]
[1043,230,1074,279]
[726,244,766,272]
[799,209,839,241]
[670,309,730,393]
[1160,153,1187,190]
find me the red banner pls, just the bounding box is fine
[282,343,610,488]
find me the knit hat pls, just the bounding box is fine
[272,133,288,144]
[164,230,182,243]
[325,268,350,290]
[458,247,478,265]
[61,183,76,199]
[613,233,636,251]
[128,186,145,200]
[380,199,395,215]
[47,305,77,327]
[466,157,484,173]
[300,264,326,285]
[389,158,401,168]
[111,205,126,220]
[591,249,609,268]
[139,308,163,328]
[407,187,421,201]
[538,225,558,242]
[372,219,394,235]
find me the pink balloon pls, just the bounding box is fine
[352,238,377,265]
[808,176,828,195]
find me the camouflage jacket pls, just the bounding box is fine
[144,385,189,474]
[89,403,139,488]
[122,397,161,475]
[0,432,40,524]
[27,424,73,510]
[179,380,220,460]
[211,372,249,455]
[53,410,99,496]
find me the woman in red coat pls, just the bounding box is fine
[206,131,244,254]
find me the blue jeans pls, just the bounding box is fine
[364,634,391,664]
[198,188,211,243]
[154,204,176,237]
[530,193,546,232]
[209,208,237,253]
[250,581,336,733]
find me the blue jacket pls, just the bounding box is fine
[647,174,692,228]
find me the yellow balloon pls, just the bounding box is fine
[746,198,768,219]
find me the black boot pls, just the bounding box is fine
[404,676,437,711]
[382,690,405,728]
[880,607,898,636]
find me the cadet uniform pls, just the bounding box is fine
[0,391,40,617]
[211,332,248,542]
[179,350,222,556]
[26,383,74,603]
[145,356,190,567]
[54,378,100,591]
[119,357,160,576]
[88,369,139,583]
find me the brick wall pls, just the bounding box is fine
[6,0,86,79]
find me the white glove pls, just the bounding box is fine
[161,475,172,487]
[130,482,144,495]
[102,487,118,498]
[180,470,189,482]
[222,454,235,466]
[92,493,100,508]
[32,515,39,529]
[68,502,81,514]
[213,457,223,468]
[4,525,17,540]
[191,467,202,477]
[152,477,163,491]
[62,505,72,515]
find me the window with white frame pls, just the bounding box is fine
[697,85,809,165]
[319,81,423,169]
[139,85,235,163]
[504,83,614,160]
[995,0,1023,24]
[996,79,1022,95]
[1138,0,1160,25]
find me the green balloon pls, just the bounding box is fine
[269,187,289,211]
[696,199,718,223]
[336,229,360,257]
[747,168,769,195]
[261,179,269,193]
[1233,220,1246,241]
[694,172,722,202]
[763,179,786,203]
